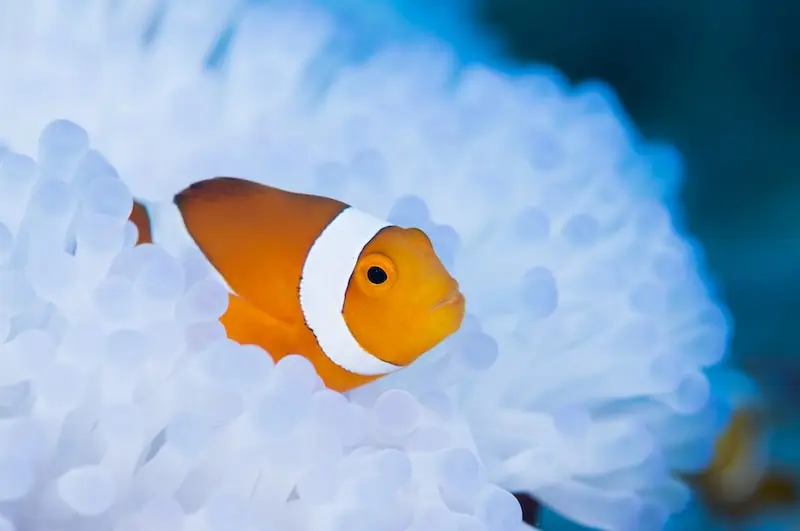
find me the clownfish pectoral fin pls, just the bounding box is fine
[220,293,298,360]
[129,200,153,245]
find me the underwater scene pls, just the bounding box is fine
[0,0,797,530]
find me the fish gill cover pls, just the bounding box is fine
[0,0,731,530]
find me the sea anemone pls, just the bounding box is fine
[0,1,730,529]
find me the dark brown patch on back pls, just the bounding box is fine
[174,177,264,208]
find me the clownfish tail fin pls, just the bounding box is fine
[129,200,153,245]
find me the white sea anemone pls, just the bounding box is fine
[0,1,730,530]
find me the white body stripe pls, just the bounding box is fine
[299,207,401,376]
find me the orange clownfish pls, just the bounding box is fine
[130,177,466,392]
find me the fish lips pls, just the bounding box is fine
[430,289,465,312]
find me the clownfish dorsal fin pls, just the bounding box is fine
[174,177,262,206]
[173,177,347,328]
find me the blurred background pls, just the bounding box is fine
[349,0,800,528]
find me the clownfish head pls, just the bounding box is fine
[341,225,465,366]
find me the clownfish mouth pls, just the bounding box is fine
[430,288,464,311]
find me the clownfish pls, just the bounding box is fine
[685,407,798,519]
[129,177,466,391]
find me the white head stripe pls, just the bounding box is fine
[299,206,402,376]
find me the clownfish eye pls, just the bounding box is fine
[367,266,388,285]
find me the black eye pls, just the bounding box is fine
[367,266,388,285]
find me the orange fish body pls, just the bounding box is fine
[130,178,465,392]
